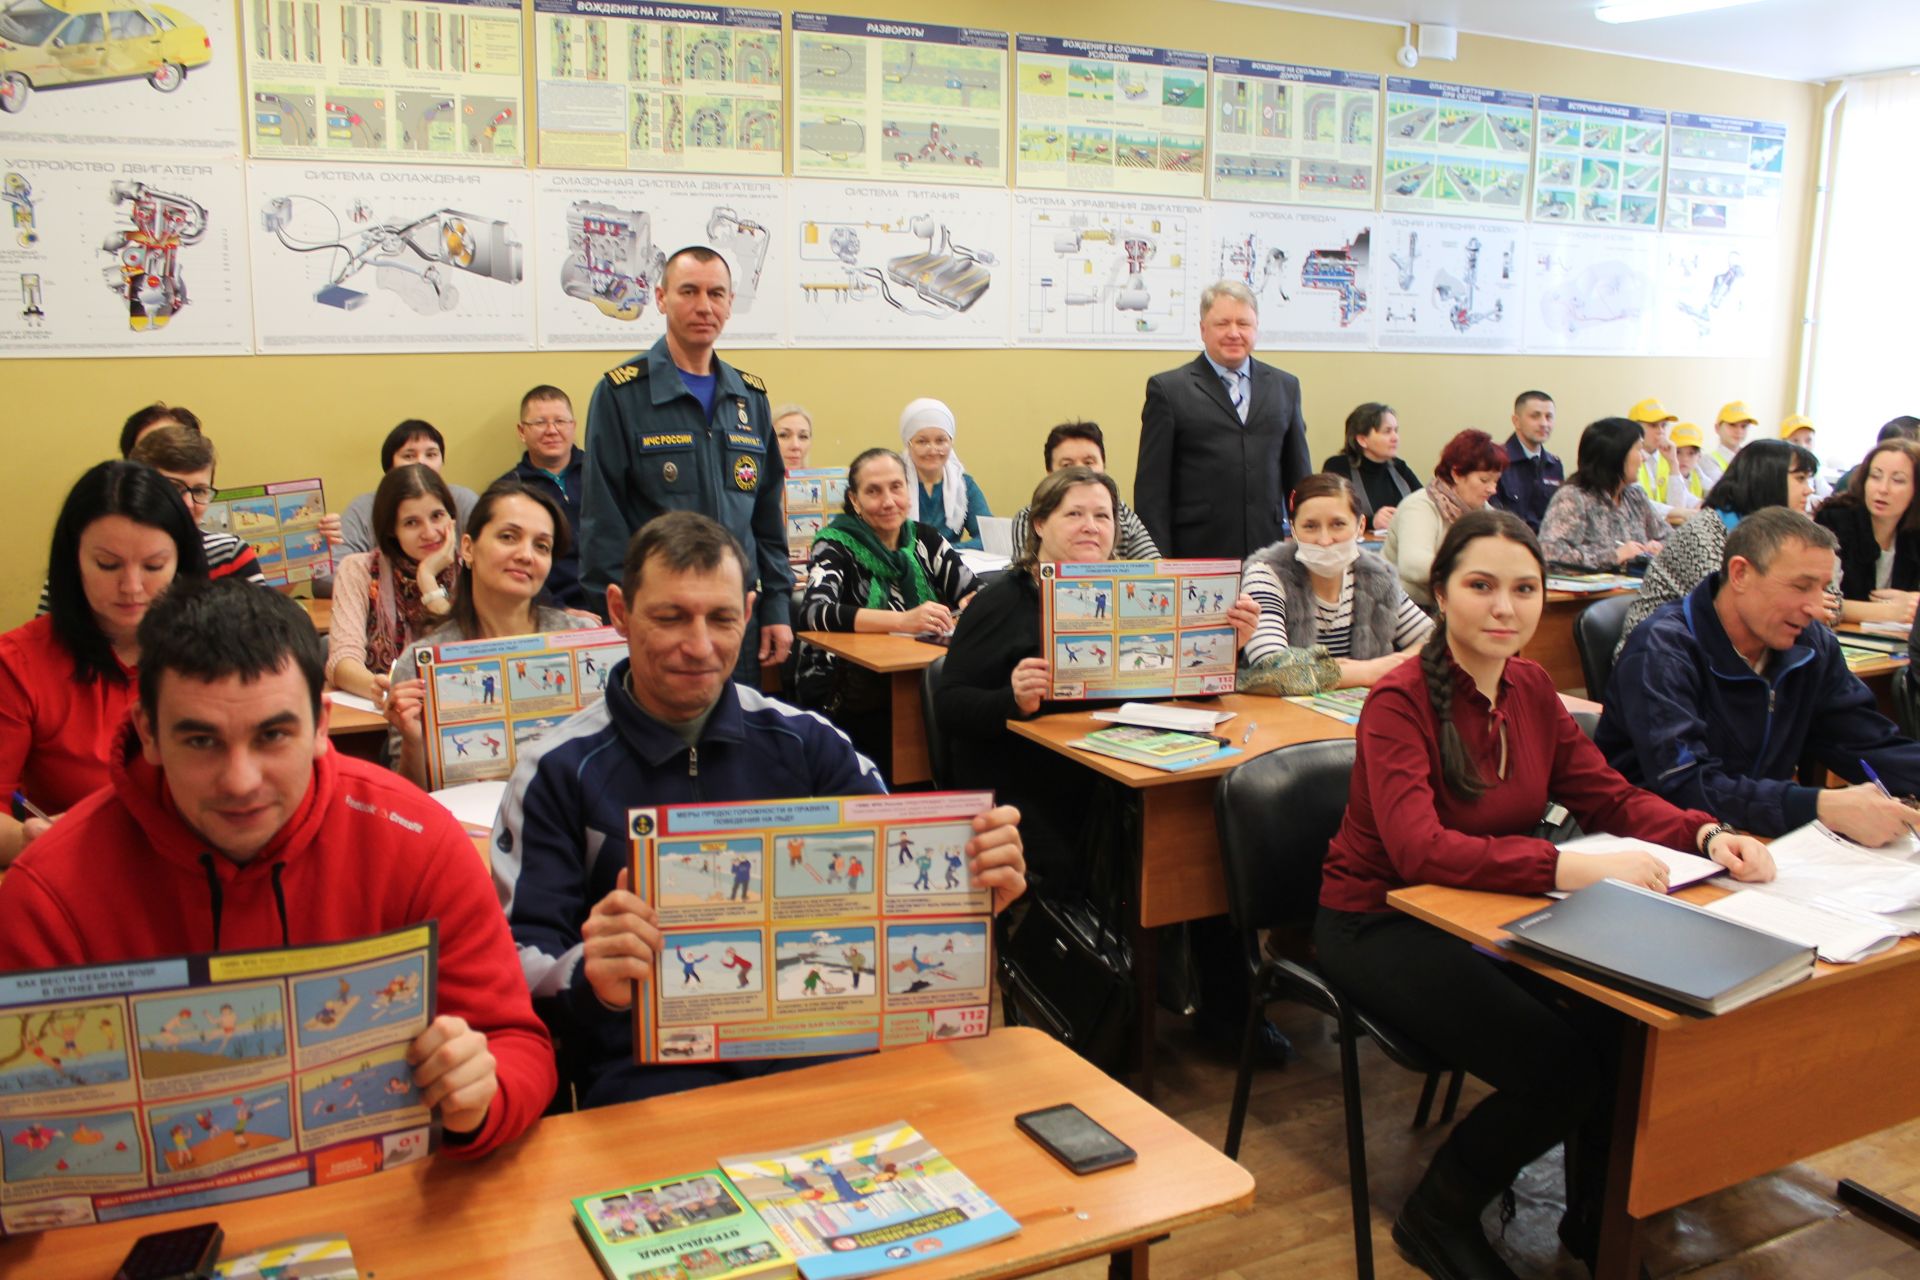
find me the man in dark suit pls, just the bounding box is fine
[1135,280,1312,560]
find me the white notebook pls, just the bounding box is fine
[1705,890,1903,964]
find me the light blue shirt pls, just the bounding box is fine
[1202,351,1251,422]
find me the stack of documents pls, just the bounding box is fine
[1705,821,1920,963]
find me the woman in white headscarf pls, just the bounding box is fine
[899,397,992,549]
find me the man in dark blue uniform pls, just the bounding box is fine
[1490,389,1563,531]
[579,246,792,684]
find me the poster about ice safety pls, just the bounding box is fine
[532,168,784,348]
[533,1,782,175]
[790,12,1007,187]
[1665,111,1785,236]
[243,0,525,166]
[1209,58,1378,210]
[0,0,243,154]
[787,177,1009,347]
[1533,95,1666,230]
[1039,559,1241,699]
[1381,77,1532,221]
[1208,201,1371,350]
[1375,213,1524,354]
[0,153,252,359]
[246,160,534,353]
[1015,34,1207,199]
[1010,188,1205,349]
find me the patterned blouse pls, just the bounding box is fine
[1538,482,1666,572]
[1613,509,1731,660]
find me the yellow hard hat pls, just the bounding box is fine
[1628,398,1676,425]
[1716,401,1757,426]
[1670,423,1704,449]
[1780,413,1814,438]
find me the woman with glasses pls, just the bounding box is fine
[899,398,992,550]
[0,461,208,866]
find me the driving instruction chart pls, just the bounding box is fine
[1209,59,1379,209]
[1534,96,1666,229]
[1210,202,1372,349]
[1376,213,1523,353]
[243,0,525,164]
[1012,190,1205,348]
[1382,77,1532,221]
[1015,35,1208,198]
[533,2,781,174]
[1665,112,1786,235]
[1040,559,1241,698]
[790,12,1007,186]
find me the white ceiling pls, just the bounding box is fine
[1224,0,1920,82]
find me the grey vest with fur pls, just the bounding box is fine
[1244,540,1400,657]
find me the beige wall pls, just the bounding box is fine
[1,0,1821,621]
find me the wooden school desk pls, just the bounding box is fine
[298,596,333,636]
[1388,881,1920,1280]
[797,630,945,785]
[14,1028,1255,1280]
[1534,587,1636,692]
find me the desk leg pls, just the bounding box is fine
[1107,1239,1154,1279]
[1595,1021,1649,1280]
[1117,784,1157,1102]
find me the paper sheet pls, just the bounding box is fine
[1705,890,1901,964]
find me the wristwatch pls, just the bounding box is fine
[421,587,450,608]
[1697,822,1734,859]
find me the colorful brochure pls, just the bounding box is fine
[1039,559,1240,699]
[1283,686,1371,725]
[784,467,848,566]
[573,1169,796,1280]
[414,626,627,790]
[720,1121,1017,1279]
[200,478,329,594]
[630,793,997,1065]
[0,926,438,1235]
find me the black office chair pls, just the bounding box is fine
[1573,594,1638,699]
[918,654,951,789]
[1569,708,1600,742]
[1215,740,1463,1280]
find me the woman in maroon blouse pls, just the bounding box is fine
[1314,509,1773,1279]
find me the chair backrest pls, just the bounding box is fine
[1574,593,1637,698]
[919,654,952,789]
[1214,739,1357,934]
[1569,708,1600,742]
[977,516,1015,558]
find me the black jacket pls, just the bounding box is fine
[1813,498,1920,600]
[1134,354,1311,560]
[503,447,589,613]
[1320,453,1423,523]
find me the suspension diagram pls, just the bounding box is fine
[260,194,523,314]
[101,181,207,332]
[1390,229,1418,290]
[1676,250,1743,336]
[1432,236,1505,332]
[798,213,993,315]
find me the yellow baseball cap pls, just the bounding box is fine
[1716,400,1757,426]
[1780,413,1814,438]
[1670,423,1704,449]
[1628,398,1676,425]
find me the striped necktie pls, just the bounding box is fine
[1224,371,1248,423]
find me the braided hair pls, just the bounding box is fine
[1423,509,1546,800]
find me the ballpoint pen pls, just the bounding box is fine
[1242,722,1257,744]
[1859,759,1920,838]
[10,790,48,822]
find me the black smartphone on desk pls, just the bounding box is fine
[115,1222,223,1279]
[1015,1103,1136,1174]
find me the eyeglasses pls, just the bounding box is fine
[168,479,216,504]
[521,417,575,430]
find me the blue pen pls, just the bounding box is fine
[10,790,48,821]
[1859,760,1920,836]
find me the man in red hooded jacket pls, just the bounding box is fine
[0,579,554,1157]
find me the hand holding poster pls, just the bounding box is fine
[201,478,329,593]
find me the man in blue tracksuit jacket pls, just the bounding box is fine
[1597,508,1920,841]
[494,512,1028,1107]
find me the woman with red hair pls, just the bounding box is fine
[1384,429,1508,610]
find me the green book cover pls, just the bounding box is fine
[1084,725,1217,757]
[573,1169,796,1280]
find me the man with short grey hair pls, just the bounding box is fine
[1599,507,1920,841]
[1134,278,1310,559]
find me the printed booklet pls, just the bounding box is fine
[414,626,627,790]
[573,1169,797,1280]
[720,1121,1017,1280]
[199,478,329,594]
[0,926,438,1235]
[629,794,997,1065]
[784,468,849,566]
[1039,559,1241,699]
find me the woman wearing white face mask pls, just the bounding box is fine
[1241,474,1434,695]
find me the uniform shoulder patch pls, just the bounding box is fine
[605,363,642,386]
[739,370,767,393]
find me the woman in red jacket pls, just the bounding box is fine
[1313,509,1773,1279]
[0,460,207,866]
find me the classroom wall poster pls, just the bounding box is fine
[629,793,997,1064]
[1651,230,1773,358]
[787,177,1009,347]
[1376,213,1524,354]
[532,168,784,347]
[1209,59,1378,209]
[790,12,1007,187]
[1208,201,1371,350]
[242,0,524,165]
[0,926,436,1235]
[246,161,533,353]
[782,466,847,564]
[415,625,625,790]
[1011,189,1205,348]
[533,2,782,175]
[0,0,243,154]
[1382,76,1532,221]
[0,153,252,358]
[1534,95,1666,230]
[201,478,330,592]
[1039,559,1241,698]
[1014,34,1207,199]
[1523,226,1655,356]
[1665,111,1785,236]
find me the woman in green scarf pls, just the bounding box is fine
[795,448,979,773]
